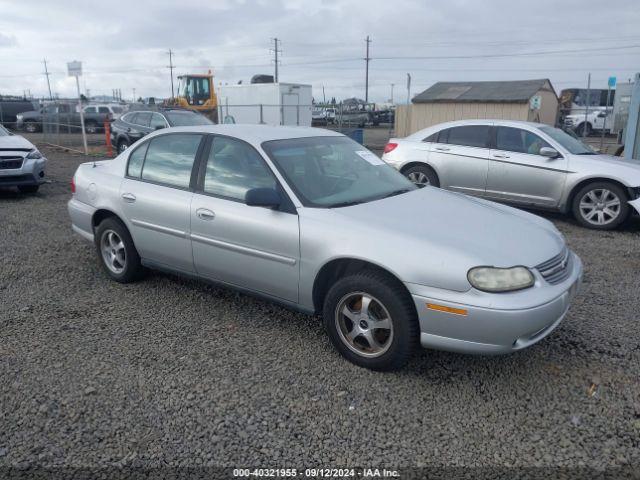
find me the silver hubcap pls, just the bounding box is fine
[119,143,128,153]
[100,230,126,274]
[407,171,430,187]
[335,292,393,358]
[579,189,621,225]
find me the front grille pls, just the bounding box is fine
[0,158,23,170]
[536,248,571,285]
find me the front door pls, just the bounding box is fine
[429,124,491,197]
[190,135,300,302]
[485,126,568,208]
[119,133,204,273]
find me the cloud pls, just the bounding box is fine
[0,0,638,102]
[0,33,16,47]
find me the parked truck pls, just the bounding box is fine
[15,102,113,133]
[563,108,612,136]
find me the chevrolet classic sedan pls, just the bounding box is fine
[68,125,582,370]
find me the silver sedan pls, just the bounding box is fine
[382,120,640,230]
[69,125,582,370]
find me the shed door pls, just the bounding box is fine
[281,93,299,125]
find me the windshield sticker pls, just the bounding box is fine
[356,150,384,165]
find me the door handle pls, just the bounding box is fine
[435,146,450,152]
[493,153,510,159]
[121,193,136,203]
[196,208,215,220]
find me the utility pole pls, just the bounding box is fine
[583,72,591,139]
[271,38,281,82]
[364,35,371,103]
[42,59,53,100]
[133,88,136,103]
[390,83,395,104]
[167,49,175,99]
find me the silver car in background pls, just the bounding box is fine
[383,120,640,230]
[0,124,47,193]
[68,125,582,370]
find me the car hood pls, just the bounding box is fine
[0,134,35,151]
[303,187,565,292]
[569,154,640,185]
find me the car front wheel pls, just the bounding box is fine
[117,139,129,154]
[95,217,143,283]
[323,270,418,370]
[572,181,629,230]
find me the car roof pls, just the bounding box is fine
[144,124,344,144]
[405,119,549,140]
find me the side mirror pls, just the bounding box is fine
[245,187,281,209]
[155,125,165,130]
[540,147,560,159]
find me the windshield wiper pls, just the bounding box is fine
[328,200,366,208]
[381,188,413,199]
[576,152,597,155]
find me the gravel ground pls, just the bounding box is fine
[1,146,639,477]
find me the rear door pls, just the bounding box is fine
[429,124,491,197]
[486,126,568,207]
[119,133,204,273]
[190,135,300,302]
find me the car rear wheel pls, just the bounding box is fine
[323,270,418,370]
[404,165,440,188]
[95,217,143,283]
[24,121,38,133]
[572,181,629,230]
[576,122,592,137]
[18,185,39,194]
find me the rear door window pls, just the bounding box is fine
[140,134,203,188]
[444,126,490,148]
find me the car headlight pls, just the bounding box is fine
[26,150,43,160]
[467,266,535,293]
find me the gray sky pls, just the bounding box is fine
[1,0,639,103]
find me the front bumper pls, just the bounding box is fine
[0,156,47,186]
[408,252,583,355]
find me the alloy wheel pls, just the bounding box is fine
[407,171,430,187]
[100,230,126,274]
[118,143,128,154]
[579,188,621,226]
[335,292,393,358]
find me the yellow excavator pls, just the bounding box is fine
[168,71,218,122]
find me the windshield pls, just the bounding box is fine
[262,136,415,208]
[539,126,594,155]
[165,111,213,126]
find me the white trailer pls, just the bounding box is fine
[216,83,312,126]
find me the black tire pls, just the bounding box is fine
[84,120,99,134]
[323,269,419,371]
[24,121,39,133]
[572,181,629,230]
[117,138,129,154]
[18,185,39,194]
[403,164,440,188]
[94,217,143,283]
[576,122,592,137]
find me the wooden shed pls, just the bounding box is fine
[395,79,558,137]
